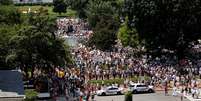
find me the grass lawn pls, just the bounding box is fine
[16,5,77,17]
[88,76,151,85]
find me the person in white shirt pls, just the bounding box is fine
[172,85,177,96]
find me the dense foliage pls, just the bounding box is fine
[87,15,120,50]
[0,6,72,73]
[118,20,141,48]
[67,0,89,18]
[85,0,120,50]
[53,0,67,15]
[0,6,21,25]
[0,5,22,69]
[1,0,201,69]
[122,0,201,59]
[0,0,13,5]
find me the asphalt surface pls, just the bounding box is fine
[95,91,190,101]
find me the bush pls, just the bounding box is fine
[88,76,151,85]
[15,3,52,6]
[24,89,38,101]
[125,91,132,101]
[88,78,124,85]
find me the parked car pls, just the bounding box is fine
[128,83,154,94]
[97,86,124,96]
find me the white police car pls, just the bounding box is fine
[128,83,154,94]
[97,86,124,96]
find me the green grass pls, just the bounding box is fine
[24,89,38,101]
[88,76,151,85]
[16,5,77,17]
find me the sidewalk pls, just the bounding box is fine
[176,91,201,101]
[184,95,201,101]
[154,87,172,91]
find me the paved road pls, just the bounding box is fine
[95,91,190,101]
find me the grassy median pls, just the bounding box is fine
[88,76,151,85]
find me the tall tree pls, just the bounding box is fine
[117,18,141,48]
[0,5,22,69]
[53,0,67,15]
[0,0,13,5]
[0,6,21,25]
[2,9,72,78]
[123,0,201,59]
[67,0,89,18]
[87,15,120,50]
[86,0,120,50]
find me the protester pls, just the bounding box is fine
[172,85,177,96]
[181,87,184,101]
[36,17,201,100]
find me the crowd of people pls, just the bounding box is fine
[71,44,176,83]
[32,17,201,101]
[45,67,99,101]
[56,18,92,38]
[70,43,201,100]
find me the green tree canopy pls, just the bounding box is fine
[0,7,72,71]
[67,0,89,18]
[87,15,120,50]
[0,0,13,5]
[7,10,72,69]
[0,24,21,69]
[0,6,21,25]
[123,0,201,59]
[0,5,22,69]
[53,0,68,15]
[86,0,120,50]
[118,20,141,48]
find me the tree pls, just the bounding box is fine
[53,0,67,15]
[86,0,120,50]
[123,0,201,59]
[67,0,89,18]
[0,0,13,5]
[85,0,121,28]
[67,0,123,19]
[0,24,21,69]
[87,16,119,50]
[2,9,72,79]
[0,5,22,69]
[118,19,141,48]
[0,6,21,25]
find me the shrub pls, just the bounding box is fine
[88,76,151,85]
[24,89,38,101]
[14,3,52,6]
[125,91,132,101]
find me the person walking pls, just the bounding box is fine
[172,85,177,96]
[91,91,95,101]
[181,87,184,101]
[164,81,168,96]
[192,86,196,98]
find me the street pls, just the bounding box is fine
[95,91,190,101]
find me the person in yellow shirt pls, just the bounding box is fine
[58,70,65,78]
